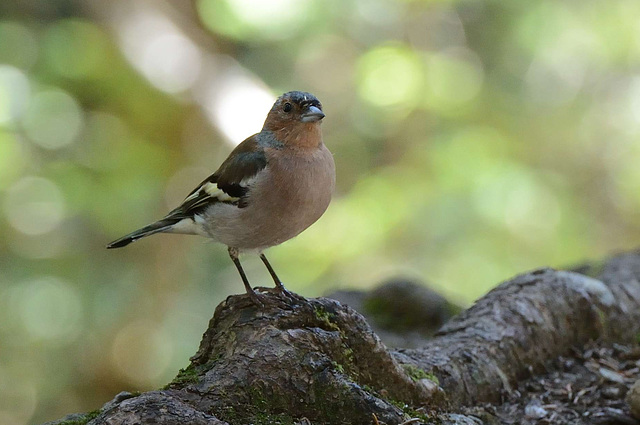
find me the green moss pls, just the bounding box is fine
[595,308,608,330]
[56,410,101,425]
[163,354,227,390]
[402,364,439,385]
[342,345,355,368]
[636,333,640,345]
[360,383,374,393]
[217,404,296,425]
[252,412,297,425]
[424,373,439,385]
[248,386,269,410]
[389,399,432,422]
[164,363,199,389]
[215,386,296,425]
[312,306,360,380]
[217,405,238,422]
[331,361,345,374]
[389,399,406,410]
[314,307,340,332]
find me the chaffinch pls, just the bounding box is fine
[107,91,335,306]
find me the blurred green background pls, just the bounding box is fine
[1,0,640,423]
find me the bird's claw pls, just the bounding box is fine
[252,284,305,306]
[277,285,305,304]
[247,290,266,308]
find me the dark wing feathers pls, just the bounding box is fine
[107,135,267,249]
[165,135,267,219]
[215,148,267,198]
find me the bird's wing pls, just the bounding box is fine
[165,134,267,219]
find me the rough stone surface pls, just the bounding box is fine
[42,250,640,425]
[394,266,640,405]
[92,392,227,425]
[627,379,640,419]
[492,341,640,424]
[184,295,433,424]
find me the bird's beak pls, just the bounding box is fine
[300,105,325,122]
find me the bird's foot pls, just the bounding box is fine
[247,287,293,309]
[277,285,306,304]
[246,289,266,308]
[254,285,305,306]
[259,285,306,303]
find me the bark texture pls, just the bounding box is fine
[45,250,640,425]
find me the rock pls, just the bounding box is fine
[101,391,137,411]
[627,379,640,419]
[363,278,459,333]
[41,413,90,425]
[599,367,625,384]
[419,377,442,397]
[524,399,547,419]
[440,413,484,425]
[601,386,622,399]
[326,278,460,347]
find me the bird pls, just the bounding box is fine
[107,91,335,306]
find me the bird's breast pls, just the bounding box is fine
[253,145,335,238]
[203,145,335,250]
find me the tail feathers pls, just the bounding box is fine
[107,219,177,249]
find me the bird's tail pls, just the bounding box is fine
[106,219,177,249]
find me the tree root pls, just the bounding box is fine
[45,250,640,425]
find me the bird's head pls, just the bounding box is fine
[263,91,325,134]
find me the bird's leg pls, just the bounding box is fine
[259,253,301,301]
[228,247,263,306]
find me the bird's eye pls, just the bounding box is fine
[283,102,292,113]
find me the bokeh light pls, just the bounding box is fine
[141,33,202,93]
[15,277,83,343]
[22,89,83,150]
[42,19,110,79]
[4,176,66,235]
[206,75,275,145]
[357,44,424,110]
[197,0,315,40]
[115,7,202,94]
[0,65,30,125]
[0,130,26,189]
[423,49,484,111]
[0,21,38,70]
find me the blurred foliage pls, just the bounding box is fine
[1,0,640,423]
